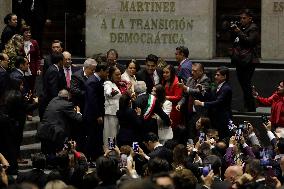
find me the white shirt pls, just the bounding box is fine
[153,70,159,85]
[216,81,225,92]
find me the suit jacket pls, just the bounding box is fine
[178,74,210,115]
[43,64,66,103]
[177,58,192,82]
[24,39,41,75]
[104,81,122,115]
[84,74,105,122]
[164,76,183,128]
[37,96,82,144]
[133,93,170,136]
[0,67,11,100]
[70,69,87,109]
[63,65,78,90]
[42,54,52,78]
[0,25,17,51]
[16,168,48,189]
[10,68,29,94]
[204,82,232,139]
[136,69,163,94]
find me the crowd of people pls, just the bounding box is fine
[0,8,284,189]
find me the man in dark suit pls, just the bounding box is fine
[84,62,109,161]
[194,66,232,139]
[70,58,97,112]
[0,53,11,100]
[39,52,66,120]
[175,46,192,82]
[69,58,97,153]
[62,51,78,90]
[16,152,48,189]
[10,56,30,94]
[133,81,170,138]
[106,48,125,73]
[177,63,210,139]
[37,89,82,155]
[139,132,172,164]
[136,54,162,94]
[42,40,63,77]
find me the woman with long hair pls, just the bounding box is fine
[121,59,139,94]
[162,64,183,138]
[151,84,173,143]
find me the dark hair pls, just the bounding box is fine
[126,59,139,71]
[192,62,204,73]
[164,139,179,151]
[4,13,16,25]
[119,94,131,110]
[240,9,254,18]
[51,52,64,65]
[92,53,106,64]
[52,40,63,48]
[148,158,171,175]
[176,46,189,58]
[173,168,198,189]
[200,117,211,130]
[154,84,166,104]
[144,132,159,142]
[216,66,229,81]
[14,56,26,68]
[108,66,120,81]
[203,155,222,175]
[107,49,118,59]
[31,153,46,170]
[146,54,158,64]
[163,64,176,86]
[21,25,31,34]
[96,156,119,184]
[173,144,188,167]
[95,61,109,72]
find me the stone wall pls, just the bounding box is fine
[0,1,12,36]
[86,0,215,59]
[262,0,284,60]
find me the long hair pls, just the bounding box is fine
[163,64,176,87]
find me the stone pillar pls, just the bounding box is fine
[86,0,215,59]
[0,1,12,34]
[262,0,284,60]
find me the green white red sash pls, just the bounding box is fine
[144,94,156,120]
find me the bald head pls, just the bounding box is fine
[224,165,243,184]
[63,51,72,68]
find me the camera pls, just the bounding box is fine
[132,142,139,153]
[230,21,239,29]
[108,137,116,149]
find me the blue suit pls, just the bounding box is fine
[84,74,105,160]
[177,58,192,82]
[204,82,232,139]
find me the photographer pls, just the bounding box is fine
[230,9,259,112]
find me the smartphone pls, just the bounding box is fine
[199,132,205,143]
[120,154,127,168]
[132,142,139,153]
[261,115,269,125]
[199,164,211,176]
[235,125,243,140]
[108,137,115,149]
[178,76,183,83]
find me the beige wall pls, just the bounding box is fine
[262,0,284,60]
[86,0,215,59]
[0,1,12,36]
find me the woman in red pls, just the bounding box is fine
[21,25,41,95]
[254,80,284,128]
[162,64,183,138]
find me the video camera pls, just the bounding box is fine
[230,21,239,29]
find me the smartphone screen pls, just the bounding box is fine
[132,142,139,153]
[199,132,205,143]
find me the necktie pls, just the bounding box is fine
[66,68,70,88]
[151,74,155,85]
